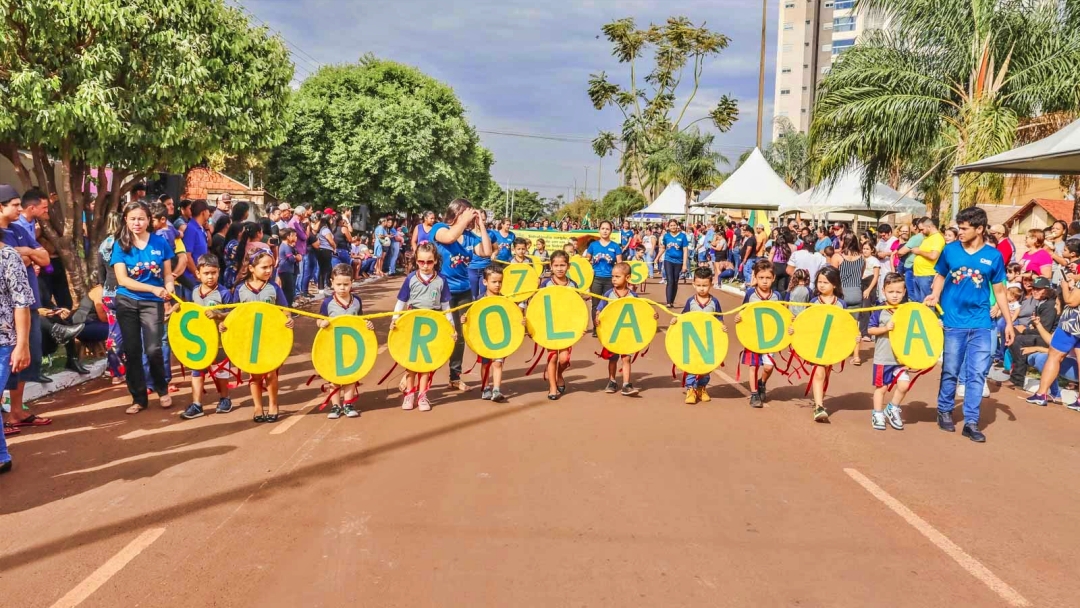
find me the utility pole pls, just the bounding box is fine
[584,166,590,199]
[598,156,603,199]
[504,180,510,218]
[756,0,767,149]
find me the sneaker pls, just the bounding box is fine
[982,382,990,398]
[884,403,904,430]
[215,398,233,414]
[605,380,618,394]
[1066,401,1080,412]
[328,405,343,420]
[418,393,432,411]
[698,387,711,403]
[871,411,887,431]
[1025,393,1048,407]
[962,423,986,443]
[621,383,639,396]
[813,405,829,422]
[344,403,360,418]
[181,403,204,420]
[685,388,699,404]
[491,389,506,403]
[402,393,416,410]
[749,392,762,408]
[481,386,493,401]
[758,382,767,403]
[937,412,955,432]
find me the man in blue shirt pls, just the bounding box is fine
[923,206,1012,442]
[620,220,634,258]
[181,199,211,286]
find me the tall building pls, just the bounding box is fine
[771,0,881,139]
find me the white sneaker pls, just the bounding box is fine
[884,403,904,430]
[418,393,432,412]
[871,411,887,431]
[328,405,342,419]
[402,393,416,410]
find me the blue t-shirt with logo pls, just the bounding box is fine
[431,222,480,294]
[3,222,40,306]
[468,230,495,270]
[934,241,1005,329]
[662,231,689,264]
[620,229,634,253]
[492,230,515,263]
[586,239,621,278]
[111,234,175,301]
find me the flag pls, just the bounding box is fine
[582,212,591,227]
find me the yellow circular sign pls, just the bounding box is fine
[501,262,540,303]
[311,317,379,385]
[888,302,943,370]
[597,298,657,355]
[221,301,294,375]
[790,304,858,366]
[168,302,220,371]
[665,311,729,375]
[568,255,594,292]
[387,309,455,373]
[525,285,588,351]
[735,301,794,354]
[528,254,545,277]
[628,260,649,285]
[464,296,526,360]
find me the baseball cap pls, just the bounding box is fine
[1031,277,1053,289]
[989,224,1006,235]
[0,184,19,204]
[324,208,336,215]
[277,203,291,211]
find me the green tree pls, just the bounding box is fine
[588,17,740,199]
[764,117,810,191]
[268,56,496,216]
[645,128,725,223]
[482,188,549,222]
[810,0,1080,218]
[598,186,648,220]
[0,0,292,296]
[553,195,599,223]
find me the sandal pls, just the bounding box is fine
[125,404,146,415]
[3,424,21,437]
[253,413,267,423]
[265,413,280,423]
[9,414,52,427]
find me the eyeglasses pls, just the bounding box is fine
[416,259,435,266]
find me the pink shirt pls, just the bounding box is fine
[1021,249,1052,276]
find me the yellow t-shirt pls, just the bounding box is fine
[913,232,944,276]
[173,237,187,255]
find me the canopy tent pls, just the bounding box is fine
[630,181,708,218]
[698,148,797,211]
[955,118,1080,175]
[779,171,925,217]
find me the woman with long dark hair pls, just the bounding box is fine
[432,198,493,390]
[838,234,866,364]
[770,229,794,292]
[111,201,175,414]
[584,220,622,335]
[209,215,231,270]
[313,212,335,293]
[333,214,352,267]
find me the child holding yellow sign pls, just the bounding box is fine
[231,250,293,423]
[180,254,235,420]
[392,242,455,412]
[806,266,846,422]
[541,251,579,400]
[317,264,374,419]
[736,260,784,408]
[462,266,525,403]
[867,272,909,431]
[595,262,657,396]
[673,267,723,404]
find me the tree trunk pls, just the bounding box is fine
[0,143,33,191]
[55,156,88,301]
[684,191,691,226]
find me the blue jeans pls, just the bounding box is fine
[685,373,710,388]
[903,267,915,298]
[730,249,742,275]
[911,274,933,304]
[468,267,489,299]
[0,343,13,464]
[300,252,319,295]
[644,251,655,275]
[939,328,993,424]
[388,243,401,275]
[742,257,759,283]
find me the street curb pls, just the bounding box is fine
[719,284,746,298]
[24,359,108,404]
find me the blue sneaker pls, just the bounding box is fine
[1066,401,1080,412]
[1025,393,1048,407]
[181,403,204,420]
[216,398,233,414]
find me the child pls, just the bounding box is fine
[734,260,784,407]
[595,262,658,396]
[788,269,811,316]
[804,265,846,422]
[230,250,293,423]
[631,245,648,294]
[317,264,374,419]
[461,267,518,402]
[1006,262,1022,289]
[391,242,455,411]
[867,272,909,431]
[532,238,549,264]
[181,254,234,420]
[1006,286,1023,320]
[277,228,300,306]
[672,267,723,403]
[510,237,530,265]
[541,250,578,400]
[563,241,578,257]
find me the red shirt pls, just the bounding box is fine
[997,238,1014,266]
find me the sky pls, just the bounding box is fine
[241,0,778,201]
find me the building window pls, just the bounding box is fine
[780,89,791,95]
[781,67,792,74]
[832,38,856,55]
[803,64,809,68]
[835,0,855,9]
[802,86,808,91]
[783,22,794,30]
[824,1,834,7]
[805,19,811,24]
[833,16,856,32]
[782,44,793,52]
[801,109,807,113]
[784,2,795,7]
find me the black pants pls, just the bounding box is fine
[116,295,166,407]
[1009,332,1048,386]
[664,261,682,306]
[590,276,613,331]
[773,262,789,293]
[47,256,73,309]
[859,276,874,336]
[315,248,333,289]
[279,272,296,306]
[449,291,472,381]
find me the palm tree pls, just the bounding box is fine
[645,128,726,224]
[810,0,1080,219]
[765,117,810,191]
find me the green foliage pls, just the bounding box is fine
[481,187,552,222]
[554,195,599,222]
[267,56,496,215]
[598,186,647,220]
[644,128,724,222]
[763,118,810,191]
[810,0,1080,215]
[588,17,740,199]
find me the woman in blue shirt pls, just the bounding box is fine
[661,219,690,307]
[111,201,175,414]
[584,220,623,336]
[467,211,497,298]
[432,199,493,390]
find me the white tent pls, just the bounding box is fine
[956,118,1080,175]
[630,181,708,218]
[780,171,925,216]
[698,148,797,211]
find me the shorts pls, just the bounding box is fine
[598,348,626,361]
[1050,327,1080,354]
[191,351,230,379]
[547,347,572,362]
[740,351,775,368]
[872,364,910,388]
[480,357,505,365]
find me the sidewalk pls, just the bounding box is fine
[24,359,109,404]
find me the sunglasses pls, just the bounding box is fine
[416,259,435,265]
